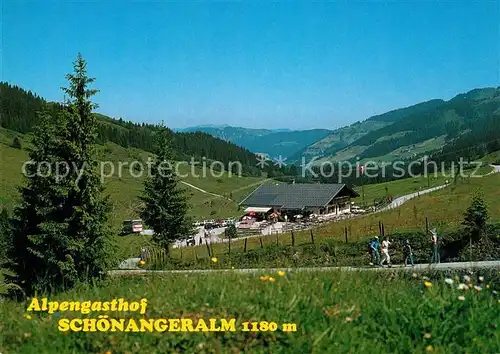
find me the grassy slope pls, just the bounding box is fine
[481,150,500,164]
[0,129,265,232]
[0,271,498,353]
[175,173,500,260]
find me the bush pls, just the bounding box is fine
[10,136,21,149]
[225,224,237,239]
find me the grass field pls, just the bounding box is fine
[1,270,498,353]
[0,128,266,231]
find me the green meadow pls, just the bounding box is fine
[0,128,265,232]
[0,270,498,354]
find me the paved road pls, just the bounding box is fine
[112,260,500,274]
[377,184,449,213]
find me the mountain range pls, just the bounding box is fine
[181,87,500,165]
[176,126,332,160]
[2,81,500,169]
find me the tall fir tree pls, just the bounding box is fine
[139,125,193,252]
[8,54,114,294]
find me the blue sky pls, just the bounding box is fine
[2,1,499,130]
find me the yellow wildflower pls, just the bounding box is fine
[426,345,433,352]
[24,314,32,320]
[277,271,285,277]
[139,260,146,266]
[424,281,432,288]
[269,277,276,282]
[260,275,269,281]
[211,257,218,263]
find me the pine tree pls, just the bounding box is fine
[139,125,193,252]
[463,190,489,241]
[8,54,114,294]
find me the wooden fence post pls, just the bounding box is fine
[244,238,248,252]
[291,231,295,247]
[194,248,198,261]
[180,247,183,259]
[259,237,263,248]
[310,229,315,245]
[345,227,348,243]
[205,240,211,258]
[378,221,382,237]
[382,223,385,237]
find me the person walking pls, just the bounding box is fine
[430,228,440,264]
[369,236,381,266]
[403,239,414,267]
[380,236,392,267]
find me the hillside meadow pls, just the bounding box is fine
[0,270,498,354]
[0,128,265,231]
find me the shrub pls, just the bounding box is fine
[10,136,21,149]
[462,190,489,241]
[225,224,237,239]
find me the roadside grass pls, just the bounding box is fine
[1,271,498,354]
[353,164,493,204]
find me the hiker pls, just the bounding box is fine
[380,236,392,267]
[403,239,414,267]
[369,236,381,266]
[430,228,440,264]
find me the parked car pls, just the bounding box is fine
[120,219,143,235]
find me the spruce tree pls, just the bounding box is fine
[139,125,193,252]
[463,190,489,241]
[8,54,114,294]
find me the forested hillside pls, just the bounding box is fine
[179,125,332,159]
[348,88,498,159]
[293,87,500,166]
[0,82,274,175]
[290,99,445,162]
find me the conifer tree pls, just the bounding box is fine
[463,190,489,241]
[139,125,193,252]
[8,54,114,293]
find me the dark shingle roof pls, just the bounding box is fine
[240,183,358,210]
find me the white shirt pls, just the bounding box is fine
[382,240,390,250]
